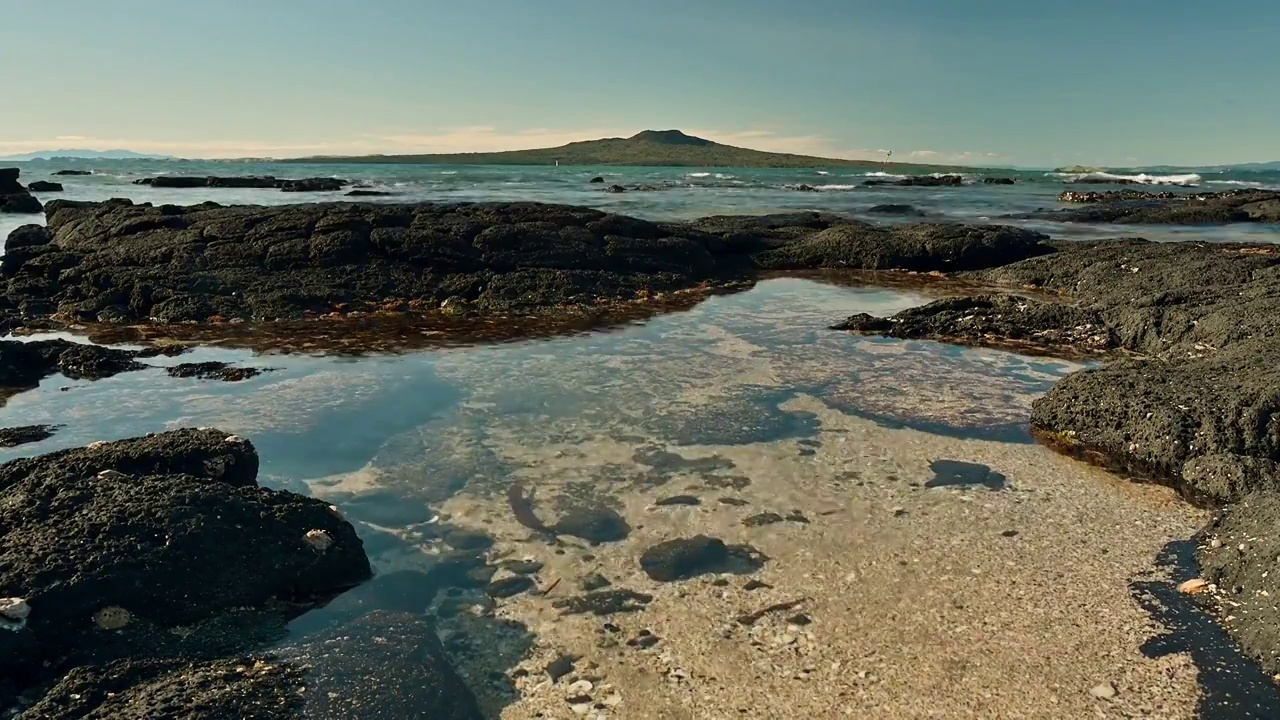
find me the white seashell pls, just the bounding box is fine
[1177,578,1211,595]
[0,598,30,621]
[304,529,333,551]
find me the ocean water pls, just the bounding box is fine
[3,158,1279,245]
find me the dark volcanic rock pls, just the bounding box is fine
[1059,190,1177,203]
[1197,494,1280,676]
[863,174,963,187]
[166,361,266,382]
[589,177,604,184]
[26,181,63,192]
[487,575,536,598]
[1,168,42,214]
[0,428,260,488]
[16,656,305,720]
[8,199,731,323]
[0,339,148,398]
[53,170,93,176]
[21,612,483,720]
[279,177,344,192]
[605,184,626,193]
[752,222,1051,272]
[638,535,764,581]
[344,189,395,197]
[865,204,925,216]
[0,424,59,448]
[1012,190,1280,224]
[833,294,1114,356]
[983,178,1016,185]
[654,494,701,506]
[0,430,372,698]
[553,588,652,616]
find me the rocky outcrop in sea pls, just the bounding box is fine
[1013,189,1280,224]
[0,168,42,214]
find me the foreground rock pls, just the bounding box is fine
[0,430,373,712]
[1197,494,1280,676]
[166,361,267,382]
[0,168,41,214]
[0,200,1052,328]
[1011,189,1280,224]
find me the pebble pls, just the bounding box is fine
[1210,537,1223,549]
[95,469,129,481]
[601,694,623,707]
[891,507,908,517]
[1090,682,1118,700]
[570,702,592,715]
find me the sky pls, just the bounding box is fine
[2,0,1277,167]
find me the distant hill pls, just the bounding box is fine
[285,129,972,171]
[0,149,177,161]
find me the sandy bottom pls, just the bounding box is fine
[358,395,1210,720]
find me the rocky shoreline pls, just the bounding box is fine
[1013,189,1280,224]
[4,196,1280,705]
[0,169,41,215]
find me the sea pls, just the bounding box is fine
[3,158,1280,244]
[2,159,1278,716]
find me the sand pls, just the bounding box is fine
[412,395,1221,719]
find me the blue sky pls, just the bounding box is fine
[2,0,1276,166]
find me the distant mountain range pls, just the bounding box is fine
[284,129,971,171]
[0,149,177,161]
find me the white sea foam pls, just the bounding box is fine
[861,171,908,180]
[714,173,736,180]
[686,172,711,178]
[1050,171,1203,186]
[1205,179,1274,189]
[816,171,831,175]
[814,184,858,191]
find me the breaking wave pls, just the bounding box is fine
[1051,171,1202,186]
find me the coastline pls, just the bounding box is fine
[3,184,1280,715]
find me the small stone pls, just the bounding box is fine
[786,613,812,626]
[547,654,577,682]
[327,505,343,519]
[568,679,594,695]
[96,469,129,481]
[1177,578,1210,595]
[0,598,30,621]
[304,529,334,551]
[601,693,623,707]
[224,435,245,444]
[93,606,131,630]
[1209,537,1223,549]
[891,507,908,517]
[1001,529,1019,538]
[581,573,612,592]
[743,579,772,591]
[668,668,689,682]
[655,495,701,507]
[1090,682,1117,700]
[570,702,592,716]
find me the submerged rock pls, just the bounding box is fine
[551,506,631,543]
[983,178,1016,185]
[52,170,92,176]
[165,361,266,382]
[638,535,764,581]
[865,204,925,216]
[344,189,395,197]
[0,339,148,400]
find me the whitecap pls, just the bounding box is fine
[714,173,736,179]
[862,171,908,180]
[1050,171,1202,186]
[817,171,831,175]
[815,184,857,191]
[686,172,711,178]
